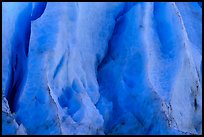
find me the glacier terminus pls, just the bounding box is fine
[2,2,202,135]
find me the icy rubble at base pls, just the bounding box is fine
[2,96,27,135]
[2,2,202,135]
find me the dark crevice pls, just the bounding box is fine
[97,3,136,73]
[115,2,136,22]
[6,4,32,113]
[53,53,65,79]
[31,2,47,21]
[194,98,197,111]
[195,67,201,83]
[96,3,137,76]
[96,3,137,134]
[14,55,18,70]
[97,41,112,73]
[6,2,48,113]
[24,21,31,57]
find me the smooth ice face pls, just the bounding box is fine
[2,2,202,135]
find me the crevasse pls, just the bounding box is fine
[2,2,202,135]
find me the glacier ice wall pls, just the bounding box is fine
[2,2,202,135]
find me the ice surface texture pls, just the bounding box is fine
[2,2,202,135]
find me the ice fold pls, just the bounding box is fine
[2,2,202,135]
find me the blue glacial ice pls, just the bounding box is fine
[2,2,202,135]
